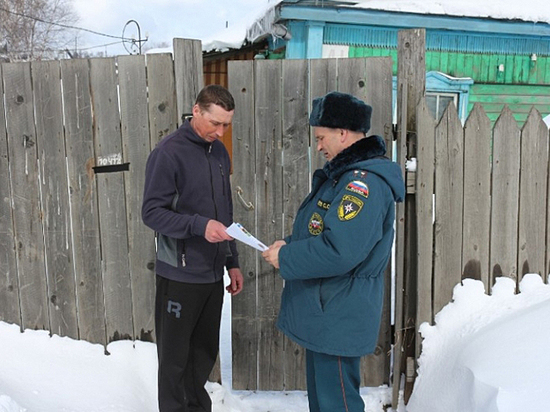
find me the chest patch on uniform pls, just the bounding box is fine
[346,180,369,198]
[308,212,324,235]
[338,194,364,221]
[317,199,331,210]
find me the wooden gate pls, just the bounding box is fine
[228,57,395,390]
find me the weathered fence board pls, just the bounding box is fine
[415,99,435,335]
[60,58,106,345]
[309,58,337,172]
[462,103,492,289]
[490,107,521,284]
[517,109,548,280]
[174,38,204,121]
[434,102,464,314]
[32,60,79,339]
[146,53,178,147]
[118,55,156,341]
[392,81,408,408]
[228,60,258,390]
[0,64,20,325]
[89,58,134,342]
[365,57,394,150]
[281,59,310,391]
[255,59,285,391]
[394,28,426,406]
[361,56,394,386]
[3,62,49,331]
[338,57,368,101]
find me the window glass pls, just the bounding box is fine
[426,92,458,121]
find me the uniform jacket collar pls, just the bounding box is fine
[323,135,387,179]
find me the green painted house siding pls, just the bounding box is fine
[469,84,550,123]
[350,46,550,123]
[349,47,399,73]
[350,46,550,84]
[425,52,550,85]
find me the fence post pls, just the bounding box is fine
[393,28,426,407]
[0,63,21,327]
[173,38,204,123]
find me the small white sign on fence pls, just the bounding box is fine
[97,153,122,166]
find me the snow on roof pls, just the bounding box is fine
[203,0,550,53]
[351,0,550,25]
[202,1,282,52]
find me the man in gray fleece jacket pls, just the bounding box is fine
[142,84,243,412]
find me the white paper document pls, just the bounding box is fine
[226,222,268,252]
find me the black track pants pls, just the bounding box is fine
[155,275,224,412]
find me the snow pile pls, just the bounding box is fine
[408,274,550,412]
[0,324,158,411]
[0,318,391,412]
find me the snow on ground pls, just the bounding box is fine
[408,274,550,412]
[1,273,549,411]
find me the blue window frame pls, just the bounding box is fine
[392,71,474,124]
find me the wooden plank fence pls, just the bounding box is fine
[2,32,549,396]
[414,100,550,334]
[0,39,200,346]
[228,56,395,390]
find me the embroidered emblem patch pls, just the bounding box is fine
[308,212,324,235]
[346,180,369,198]
[317,199,331,210]
[338,195,364,221]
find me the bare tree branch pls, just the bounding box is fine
[0,0,79,61]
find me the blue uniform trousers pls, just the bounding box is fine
[306,349,364,412]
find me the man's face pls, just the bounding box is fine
[191,104,234,143]
[314,126,344,161]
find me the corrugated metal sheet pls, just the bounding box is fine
[324,25,399,48]
[324,24,550,55]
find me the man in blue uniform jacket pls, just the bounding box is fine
[263,91,405,412]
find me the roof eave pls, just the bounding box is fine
[277,5,550,37]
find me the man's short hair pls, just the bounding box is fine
[195,84,235,112]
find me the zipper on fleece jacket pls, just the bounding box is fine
[219,164,226,196]
[207,143,220,281]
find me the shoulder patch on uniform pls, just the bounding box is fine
[338,194,364,221]
[346,180,369,198]
[308,212,324,235]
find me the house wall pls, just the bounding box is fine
[469,84,550,123]
[349,46,550,123]
[281,18,550,123]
